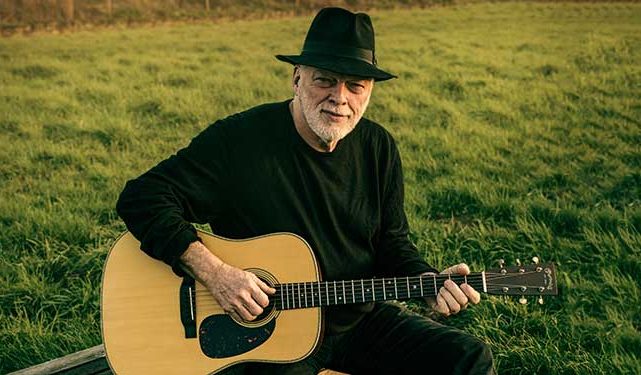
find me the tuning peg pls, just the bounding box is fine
[516,258,521,266]
[498,259,507,274]
[532,256,540,264]
[538,296,544,305]
[519,296,528,305]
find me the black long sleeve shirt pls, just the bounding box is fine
[116,100,436,332]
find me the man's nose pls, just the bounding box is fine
[328,82,349,105]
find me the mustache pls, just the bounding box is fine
[320,108,351,117]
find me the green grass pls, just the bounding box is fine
[1,2,640,373]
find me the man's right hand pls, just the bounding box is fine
[180,241,275,322]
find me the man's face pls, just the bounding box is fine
[294,66,374,145]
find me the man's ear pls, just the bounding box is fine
[292,66,301,88]
[291,66,301,95]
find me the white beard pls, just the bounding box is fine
[297,92,369,145]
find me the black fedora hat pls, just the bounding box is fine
[276,7,396,82]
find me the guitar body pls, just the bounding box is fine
[101,231,323,374]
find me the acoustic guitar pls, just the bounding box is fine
[101,230,557,374]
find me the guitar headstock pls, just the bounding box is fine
[485,258,558,298]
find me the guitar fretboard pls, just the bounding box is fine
[272,274,486,311]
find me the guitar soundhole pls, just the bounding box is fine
[198,268,280,359]
[241,268,280,325]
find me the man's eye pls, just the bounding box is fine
[315,77,334,87]
[347,82,365,93]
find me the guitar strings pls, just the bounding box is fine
[195,278,550,310]
[192,271,548,301]
[192,276,540,299]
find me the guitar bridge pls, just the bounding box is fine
[180,276,197,338]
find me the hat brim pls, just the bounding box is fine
[275,54,396,82]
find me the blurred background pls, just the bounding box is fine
[1,0,451,35]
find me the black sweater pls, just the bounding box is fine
[116,100,436,332]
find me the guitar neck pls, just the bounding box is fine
[272,274,486,310]
[272,262,558,310]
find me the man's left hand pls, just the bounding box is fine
[424,263,481,317]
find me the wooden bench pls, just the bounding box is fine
[8,344,348,375]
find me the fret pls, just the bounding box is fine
[394,277,398,299]
[361,279,365,303]
[299,282,307,308]
[304,282,308,308]
[371,279,375,301]
[433,275,438,297]
[406,277,411,299]
[318,281,322,307]
[297,283,301,309]
[420,275,424,297]
[288,283,292,309]
[326,282,329,306]
[342,280,346,304]
[351,280,355,303]
[289,283,293,309]
[382,278,386,300]
[280,284,284,310]
[311,282,315,307]
[334,281,338,305]
[286,284,290,310]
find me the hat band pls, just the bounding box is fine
[302,41,375,65]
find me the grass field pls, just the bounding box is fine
[1,2,640,373]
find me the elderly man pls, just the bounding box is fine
[117,7,494,375]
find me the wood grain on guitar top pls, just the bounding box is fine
[101,231,323,375]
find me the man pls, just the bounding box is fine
[117,7,494,374]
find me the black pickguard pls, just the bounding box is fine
[199,315,276,358]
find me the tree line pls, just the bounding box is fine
[0,0,451,34]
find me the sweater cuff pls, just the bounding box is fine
[164,227,200,277]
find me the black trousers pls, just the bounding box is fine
[224,302,495,375]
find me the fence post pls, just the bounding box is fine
[106,0,113,18]
[57,0,74,26]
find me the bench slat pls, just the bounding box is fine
[9,345,110,375]
[10,344,349,375]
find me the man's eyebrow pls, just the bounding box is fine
[312,68,371,82]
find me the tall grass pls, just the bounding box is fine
[1,2,640,373]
